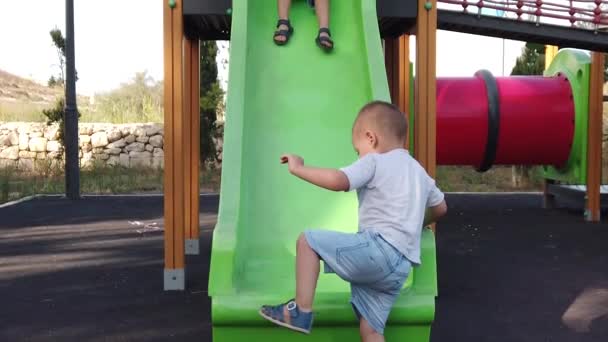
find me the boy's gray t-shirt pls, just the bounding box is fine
[340,148,444,265]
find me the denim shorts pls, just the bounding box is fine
[304,229,411,334]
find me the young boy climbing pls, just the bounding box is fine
[273,0,334,51]
[259,101,448,341]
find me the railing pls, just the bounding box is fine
[437,0,608,30]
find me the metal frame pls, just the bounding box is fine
[162,0,604,291]
[438,10,608,53]
[545,183,608,210]
[64,0,80,199]
[182,0,418,40]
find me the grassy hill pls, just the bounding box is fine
[0,69,61,122]
[0,69,90,122]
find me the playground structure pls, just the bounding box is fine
[162,0,607,341]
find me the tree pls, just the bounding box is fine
[43,28,80,146]
[49,28,66,86]
[44,29,67,144]
[605,59,608,82]
[42,98,66,142]
[199,41,225,164]
[511,42,545,76]
[48,76,58,87]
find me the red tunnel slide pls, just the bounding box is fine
[436,71,575,171]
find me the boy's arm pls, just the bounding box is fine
[281,154,349,192]
[423,200,448,226]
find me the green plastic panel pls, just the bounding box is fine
[543,49,591,183]
[214,326,431,342]
[208,0,437,340]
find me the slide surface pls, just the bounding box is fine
[209,1,436,340]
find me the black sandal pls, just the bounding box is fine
[316,27,334,51]
[273,19,294,46]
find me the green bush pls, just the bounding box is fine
[91,72,163,123]
[200,41,225,164]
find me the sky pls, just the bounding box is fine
[0,0,166,96]
[0,1,525,96]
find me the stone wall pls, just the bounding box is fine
[0,122,164,170]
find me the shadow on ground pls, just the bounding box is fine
[0,196,216,342]
[432,194,608,341]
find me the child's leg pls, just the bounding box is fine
[313,0,333,49]
[274,0,292,44]
[258,233,319,334]
[295,233,320,311]
[314,0,329,29]
[278,0,291,20]
[360,318,385,342]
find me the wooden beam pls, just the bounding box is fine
[185,39,201,254]
[384,38,396,100]
[163,0,175,271]
[427,1,437,178]
[183,38,193,251]
[191,40,201,251]
[163,0,186,289]
[415,0,437,178]
[585,51,604,222]
[415,6,428,169]
[385,35,411,150]
[396,36,410,115]
[398,35,410,150]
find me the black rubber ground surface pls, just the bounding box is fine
[1,194,606,341]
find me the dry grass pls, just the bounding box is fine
[0,69,63,122]
[436,166,545,192]
[0,69,94,122]
[0,101,49,122]
[0,163,222,204]
[0,69,60,102]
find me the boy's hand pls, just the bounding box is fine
[280,154,349,191]
[280,154,304,173]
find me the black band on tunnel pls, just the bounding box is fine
[475,69,500,172]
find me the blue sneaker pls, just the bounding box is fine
[259,299,314,334]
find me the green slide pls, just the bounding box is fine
[209,1,437,340]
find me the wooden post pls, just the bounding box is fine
[542,179,556,209]
[415,0,437,177]
[384,38,395,100]
[396,35,410,124]
[384,35,411,149]
[416,0,437,232]
[163,0,186,290]
[585,51,604,222]
[184,38,201,254]
[184,38,193,254]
